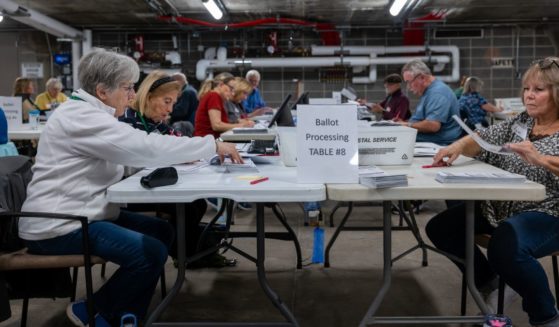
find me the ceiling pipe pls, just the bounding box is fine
[310,45,460,82]
[195,47,450,83]
[0,0,82,39]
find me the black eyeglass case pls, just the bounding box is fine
[140,167,178,189]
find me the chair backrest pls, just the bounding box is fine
[0,156,33,252]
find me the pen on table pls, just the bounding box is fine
[250,177,269,185]
[422,163,450,168]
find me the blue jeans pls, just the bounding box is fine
[425,202,496,289]
[25,210,174,322]
[488,211,559,325]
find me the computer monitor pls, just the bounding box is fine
[268,94,293,128]
[290,91,309,110]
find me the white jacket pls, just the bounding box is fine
[19,89,216,240]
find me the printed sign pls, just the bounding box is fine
[0,96,23,129]
[21,62,44,78]
[296,104,358,183]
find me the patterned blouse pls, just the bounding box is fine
[477,112,559,225]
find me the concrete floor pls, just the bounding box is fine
[1,200,554,327]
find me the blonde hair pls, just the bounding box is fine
[521,57,559,109]
[231,77,253,102]
[13,77,33,95]
[133,70,181,117]
[198,75,235,99]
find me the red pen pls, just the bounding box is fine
[422,162,450,168]
[250,177,269,185]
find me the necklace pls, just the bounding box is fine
[532,120,559,135]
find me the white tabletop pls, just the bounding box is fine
[107,157,325,204]
[8,123,44,140]
[220,128,276,142]
[327,157,546,202]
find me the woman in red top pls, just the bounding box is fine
[194,76,254,137]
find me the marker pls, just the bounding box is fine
[250,177,269,185]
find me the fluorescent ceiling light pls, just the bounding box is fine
[202,0,223,20]
[389,0,408,16]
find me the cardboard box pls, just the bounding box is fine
[358,125,417,165]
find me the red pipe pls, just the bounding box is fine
[158,16,340,45]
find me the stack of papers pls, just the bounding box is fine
[359,166,408,188]
[370,120,400,127]
[223,158,259,173]
[435,171,526,184]
[232,127,268,134]
[414,142,442,157]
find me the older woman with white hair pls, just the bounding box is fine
[18,48,241,326]
[35,77,68,111]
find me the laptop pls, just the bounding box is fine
[267,94,293,128]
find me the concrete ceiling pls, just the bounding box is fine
[2,0,559,31]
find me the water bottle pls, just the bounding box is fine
[29,109,40,130]
[311,226,324,264]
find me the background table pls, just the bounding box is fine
[8,124,44,140]
[327,156,546,326]
[107,158,325,326]
[220,128,276,142]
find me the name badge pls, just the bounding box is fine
[512,122,528,140]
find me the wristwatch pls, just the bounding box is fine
[407,121,413,127]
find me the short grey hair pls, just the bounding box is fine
[463,76,483,94]
[245,69,261,81]
[45,78,63,91]
[171,72,187,86]
[78,48,139,95]
[401,59,432,77]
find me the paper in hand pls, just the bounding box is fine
[452,115,513,155]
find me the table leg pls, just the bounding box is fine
[255,203,299,326]
[359,201,393,327]
[465,200,490,314]
[145,203,187,326]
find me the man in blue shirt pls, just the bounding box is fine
[401,59,462,145]
[242,70,272,115]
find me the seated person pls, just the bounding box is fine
[18,49,242,327]
[242,69,273,116]
[425,57,559,327]
[12,77,36,123]
[458,76,503,129]
[224,77,254,123]
[119,70,236,267]
[170,72,198,129]
[359,73,411,121]
[0,108,7,145]
[194,76,254,138]
[400,59,462,145]
[35,78,68,112]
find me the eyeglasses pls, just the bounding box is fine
[121,84,135,95]
[226,84,235,92]
[534,58,559,70]
[403,73,422,87]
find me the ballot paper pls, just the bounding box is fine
[358,166,408,188]
[223,158,259,173]
[414,142,442,157]
[435,171,526,184]
[452,115,514,155]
